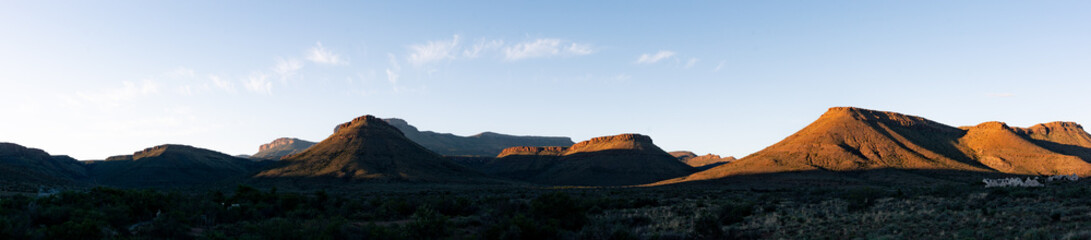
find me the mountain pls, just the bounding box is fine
[958,122,1091,176]
[251,137,316,160]
[0,142,88,189]
[382,118,574,157]
[482,134,696,186]
[669,151,698,161]
[669,151,736,169]
[86,144,263,188]
[255,115,491,183]
[655,107,1091,186]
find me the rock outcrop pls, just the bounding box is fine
[381,118,575,157]
[255,115,492,183]
[251,137,316,160]
[482,133,695,186]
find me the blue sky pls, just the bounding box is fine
[2,1,1089,160]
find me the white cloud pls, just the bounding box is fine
[504,38,594,60]
[272,57,303,83]
[463,38,503,58]
[385,69,399,84]
[636,50,676,64]
[210,74,235,92]
[567,43,594,55]
[685,58,699,69]
[306,42,347,65]
[243,72,272,95]
[714,60,727,72]
[408,35,460,65]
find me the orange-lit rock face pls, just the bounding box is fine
[497,146,568,158]
[653,107,1091,186]
[486,133,695,186]
[260,138,299,151]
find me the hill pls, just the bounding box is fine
[483,134,695,186]
[0,142,88,189]
[255,115,492,183]
[669,151,735,170]
[655,107,1091,186]
[382,118,574,157]
[86,144,263,188]
[251,137,316,160]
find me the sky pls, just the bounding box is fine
[1,1,1090,160]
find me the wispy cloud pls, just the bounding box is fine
[272,57,303,83]
[714,60,726,72]
[636,50,676,64]
[504,39,594,60]
[463,38,503,58]
[306,42,347,65]
[209,74,235,92]
[685,58,699,69]
[243,72,272,95]
[408,35,461,65]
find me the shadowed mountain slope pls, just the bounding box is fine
[255,115,492,183]
[0,143,88,188]
[86,144,263,188]
[251,138,316,160]
[382,118,574,157]
[483,134,695,186]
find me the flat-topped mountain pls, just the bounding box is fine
[382,118,574,157]
[669,151,735,169]
[86,144,262,188]
[256,115,491,183]
[483,133,695,186]
[251,137,316,160]
[656,107,1091,186]
[0,142,88,188]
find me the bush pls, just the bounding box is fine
[530,192,588,231]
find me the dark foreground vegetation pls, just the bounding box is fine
[4,182,1091,239]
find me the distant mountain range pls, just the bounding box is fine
[251,138,316,160]
[382,118,575,157]
[4,107,1091,190]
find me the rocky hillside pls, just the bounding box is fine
[483,134,695,186]
[655,107,1091,186]
[256,115,492,183]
